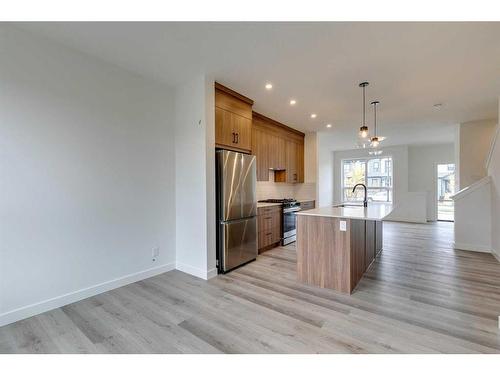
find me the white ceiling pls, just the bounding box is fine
[15,22,500,149]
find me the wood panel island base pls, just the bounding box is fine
[296,204,393,294]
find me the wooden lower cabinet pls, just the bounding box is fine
[257,206,282,252]
[365,220,376,268]
[375,221,383,255]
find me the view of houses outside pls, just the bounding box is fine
[437,163,455,221]
[342,157,393,202]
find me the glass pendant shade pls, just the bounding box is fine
[371,136,379,147]
[359,125,369,138]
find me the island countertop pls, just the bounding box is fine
[296,203,393,221]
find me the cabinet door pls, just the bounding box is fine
[268,134,286,170]
[296,140,304,183]
[216,107,252,153]
[272,209,282,244]
[233,114,251,152]
[286,140,298,183]
[215,107,235,148]
[375,221,383,255]
[252,127,270,181]
[365,220,376,268]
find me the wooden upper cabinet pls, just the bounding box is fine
[269,134,286,171]
[252,112,304,183]
[285,140,304,183]
[232,114,252,152]
[215,107,234,147]
[215,83,253,153]
[296,139,304,183]
[286,140,298,183]
[251,125,270,181]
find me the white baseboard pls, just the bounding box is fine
[0,262,175,328]
[175,262,217,280]
[453,242,492,253]
[206,267,218,280]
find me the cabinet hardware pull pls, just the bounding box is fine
[235,133,239,144]
[232,132,236,143]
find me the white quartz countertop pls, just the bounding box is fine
[296,203,393,221]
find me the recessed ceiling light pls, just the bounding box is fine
[433,103,443,110]
[265,83,273,90]
[326,124,332,128]
[310,113,317,119]
[290,99,297,105]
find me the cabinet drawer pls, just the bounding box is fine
[258,206,281,215]
[257,206,282,250]
[259,232,274,248]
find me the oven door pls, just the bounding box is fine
[283,206,301,241]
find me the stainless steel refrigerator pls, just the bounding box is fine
[216,149,257,273]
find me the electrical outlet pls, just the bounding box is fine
[340,220,347,231]
[152,247,160,261]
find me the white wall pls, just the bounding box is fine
[487,100,500,259]
[408,143,455,221]
[458,119,497,189]
[174,75,216,280]
[0,27,176,326]
[454,124,461,190]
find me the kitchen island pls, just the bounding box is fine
[296,203,393,294]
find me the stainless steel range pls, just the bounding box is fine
[258,198,301,245]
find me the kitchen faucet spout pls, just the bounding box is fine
[352,183,368,207]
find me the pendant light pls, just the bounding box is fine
[370,100,380,148]
[359,82,369,138]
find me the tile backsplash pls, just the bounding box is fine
[256,181,316,201]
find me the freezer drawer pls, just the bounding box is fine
[219,216,257,272]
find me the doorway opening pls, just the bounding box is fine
[437,163,455,222]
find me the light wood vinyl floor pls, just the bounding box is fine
[1,221,500,353]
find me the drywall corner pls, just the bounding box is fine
[173,75,216,280]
